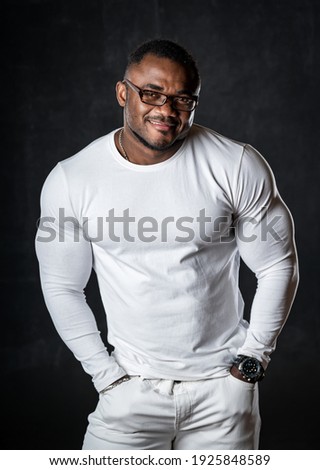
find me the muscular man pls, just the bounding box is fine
[35,39,299,450]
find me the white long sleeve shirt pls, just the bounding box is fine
[35,124,299,392]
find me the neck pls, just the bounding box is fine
[115,127,184,165]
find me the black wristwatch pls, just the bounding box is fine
[232,355,265,382]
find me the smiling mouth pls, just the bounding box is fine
[148,119,177,132]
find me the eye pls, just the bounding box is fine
[142,90,162,99]
[175,96,193,104]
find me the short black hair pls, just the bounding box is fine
[126,39,200,87]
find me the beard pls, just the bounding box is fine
[130,127,178,151]
[127,111,184,152]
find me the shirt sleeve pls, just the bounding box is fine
[35,163,127,392]
[233,145,299,369]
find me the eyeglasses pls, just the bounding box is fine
[123,79,198,112]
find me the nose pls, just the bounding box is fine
[157,97,178,116]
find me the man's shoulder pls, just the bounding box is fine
[59,131,114,170]
[189,124,246,164]
[190,124,272,176]
[41,130,117,194]
[192,123,244,142]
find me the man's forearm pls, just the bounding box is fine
[238,253,299,368]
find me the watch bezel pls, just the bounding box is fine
[233,355,265,382]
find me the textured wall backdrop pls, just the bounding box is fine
[2,0,319,449]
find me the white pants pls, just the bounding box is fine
[82,374,261,450]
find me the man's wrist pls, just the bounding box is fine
[231,355,265,383]
[230,364,252,382]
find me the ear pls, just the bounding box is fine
[116,81,126,107]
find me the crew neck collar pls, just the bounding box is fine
[109,128,188,171]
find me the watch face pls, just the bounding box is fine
[240,357,261,379]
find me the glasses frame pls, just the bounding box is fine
[123,79,199,112]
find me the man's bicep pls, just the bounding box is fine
[35,162,93,292]
[233,145,297,273]
[235,195,297,275]
[35,221,93,294]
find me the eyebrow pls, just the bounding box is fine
[143,83,195,96]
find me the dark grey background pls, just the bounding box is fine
[2,0,319,450]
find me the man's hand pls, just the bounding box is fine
[100,375,131,393]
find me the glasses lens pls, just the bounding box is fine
[141,91,165,106]
[140,88,197,111]
[173,97,196,111]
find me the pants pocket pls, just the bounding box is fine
[223,373,260,422]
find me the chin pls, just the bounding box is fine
[147,141,175,152]
[132,129,176,151]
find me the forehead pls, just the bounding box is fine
[126,54,199,93]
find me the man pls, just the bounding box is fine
[35,39,299,450]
